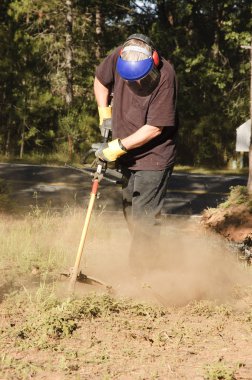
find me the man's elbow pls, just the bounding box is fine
[152,126,164,138]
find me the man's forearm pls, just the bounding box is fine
[121,125,163,151]
[94,76,163,151]
[94,77,110,106]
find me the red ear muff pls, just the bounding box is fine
[152,50,159,67]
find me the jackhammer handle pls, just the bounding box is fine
[101,118,112,143]
[96,119,111,172]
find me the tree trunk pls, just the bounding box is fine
[68,134,73,160]
[65,0,74,159]
[95,5,102,60]
[65,0,73,106]
[20,124,25,159]
[5,126,11,157]
[247,40,252,194]
[156,0,169,28]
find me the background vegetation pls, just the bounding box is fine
[0,0,251,167]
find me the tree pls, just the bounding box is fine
[150,0,251,167]
[0,0,251,167]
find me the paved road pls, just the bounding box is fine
[0,163,247,215]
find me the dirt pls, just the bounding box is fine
[201,204,252,243]
[0,209,252,379]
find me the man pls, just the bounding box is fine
[94,34,178,275]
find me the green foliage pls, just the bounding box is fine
[152,1,251,166]
[0,0,251,165]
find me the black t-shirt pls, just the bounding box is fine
[95,47,178,170]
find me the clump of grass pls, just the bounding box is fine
[220,186,252,210]
[186,300,232,317]
[204,360,245,380]
[202,185,252,222]
[204,362,236,380]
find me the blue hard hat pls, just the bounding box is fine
[116,56,154,81]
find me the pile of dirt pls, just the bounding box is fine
[201,186,252,243]
[201,186,252,266]
[201,203,252,243]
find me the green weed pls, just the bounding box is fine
[186,300,232,317]
[204,362,236,380]
[128,301,165,319]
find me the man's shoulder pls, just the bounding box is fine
[158,58,176,86]
[160,57,175,74]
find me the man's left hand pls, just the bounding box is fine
[95,139,127,162]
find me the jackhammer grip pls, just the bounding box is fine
[102,118,112,143]
[102,131,110,144]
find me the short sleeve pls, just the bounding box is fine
[95,47,121,87]
[147,65,177,127]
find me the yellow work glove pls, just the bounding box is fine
[98,106,112,126]
[95,139,127,162]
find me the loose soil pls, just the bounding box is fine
[201,204,252,244]
[0,206,252,380]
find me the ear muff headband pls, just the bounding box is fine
[126,33,160,67]
[126,33,153,46]
[122,45,151,57]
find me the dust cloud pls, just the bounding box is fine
[58,212,250,306]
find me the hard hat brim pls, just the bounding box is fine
[116,57,153,81]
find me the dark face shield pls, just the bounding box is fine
[126,67,160,97]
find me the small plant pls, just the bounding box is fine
[204,362,236,380]
[186,300,232,318]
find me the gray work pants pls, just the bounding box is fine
[121,167,173,275]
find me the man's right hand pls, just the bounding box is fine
[95,139,127,162]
